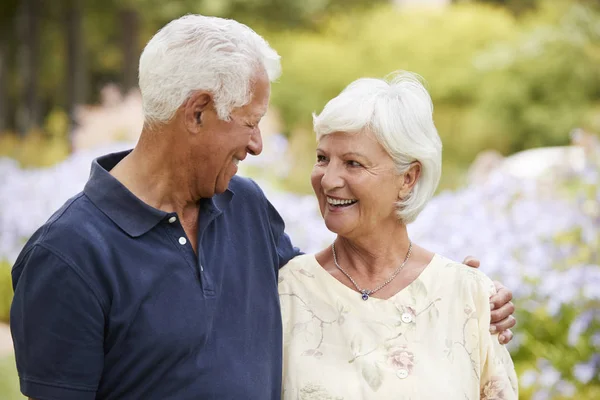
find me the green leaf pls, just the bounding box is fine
[361,362,383,392]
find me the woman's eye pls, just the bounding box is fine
[347,160,362,167]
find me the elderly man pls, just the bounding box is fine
[10,15,515,400]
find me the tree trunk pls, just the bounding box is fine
[121,8,139,94]
[0,36,8,133]
[0,0,19,134]
[65,0,86,143]
[16,0,41,136]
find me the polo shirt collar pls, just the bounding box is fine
[84,150,234,237]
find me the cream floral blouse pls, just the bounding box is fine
[279,253,518,400]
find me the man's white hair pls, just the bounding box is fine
[139,14,281,124]
[313,71,442,224]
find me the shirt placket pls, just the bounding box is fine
[164,210,215,297]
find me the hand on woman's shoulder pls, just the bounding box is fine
[435,256,498,302]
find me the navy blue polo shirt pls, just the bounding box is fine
[10,150,300,400]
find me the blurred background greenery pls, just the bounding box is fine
[1,0,599,188]
[0,0,599,398]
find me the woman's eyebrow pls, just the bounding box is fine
[342,151,367,158]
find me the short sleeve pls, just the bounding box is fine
[10,245,105,400]
[266,199,302,268]
[248,179,302,267]
[476,278,519,399]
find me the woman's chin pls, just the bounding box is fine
[323,217,353,236]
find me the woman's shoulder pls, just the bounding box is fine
[280,253,317,271]
[279,254,319,283]
[432,254,497,299]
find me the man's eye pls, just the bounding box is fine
[316,155,327,163]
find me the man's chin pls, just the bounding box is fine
[215,175,235,194]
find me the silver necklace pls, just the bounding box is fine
[331,241,412,301]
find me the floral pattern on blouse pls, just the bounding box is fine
[280,253,518,400]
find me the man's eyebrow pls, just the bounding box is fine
[248,113,265,122]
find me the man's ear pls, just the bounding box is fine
[398,162,421,199]
[183,91,212,133]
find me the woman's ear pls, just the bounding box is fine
[399,162,422,199]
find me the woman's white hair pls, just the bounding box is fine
[139,14,281,124]
[313,71,442,224]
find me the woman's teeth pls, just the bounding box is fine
[327,197,358,206]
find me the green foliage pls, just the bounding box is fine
[0,355,22,399]
[513,306,600,397]
[135,0,387,31]
[471,2,600,153]
[0,261,12,324]
[266,2,600,192]
[0,131,70,168]
[512,148,600,398]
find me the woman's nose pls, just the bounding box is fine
[320,164,344,191]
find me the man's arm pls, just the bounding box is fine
[11,245,105,400]
[266,199,302,268]
[463,256,516,344]
[248,179,302,269]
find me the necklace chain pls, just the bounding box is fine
[331,241,412,301]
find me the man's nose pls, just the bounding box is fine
[247,128,263,156]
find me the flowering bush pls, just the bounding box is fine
[0,131,598,398]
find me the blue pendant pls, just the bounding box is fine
[361,290,370,301]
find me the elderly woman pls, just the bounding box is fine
[279,72,518,399]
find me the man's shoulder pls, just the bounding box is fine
[227,176,272,213]
[229,175,265,198]
[16,190,116,268]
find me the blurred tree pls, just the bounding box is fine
[1,0,383,140]
[16,0,42,135]
[120,7,140,93]
[455,0,538,15]
[220,0,388,30]
[136,0,387,31]
[470,2,600,152]
[265,2,600,193]
[0,36,8,134]
[0,0,19,134]
[65,0,87,137]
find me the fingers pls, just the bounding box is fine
[489,280,516,345]
[493,280,507,293]
[462,256,480,268]
[498,328,514,345]
[490,282,513,312]
[490,314,516,334]
[490,300,515,323]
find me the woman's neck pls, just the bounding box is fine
[333,224,411,279]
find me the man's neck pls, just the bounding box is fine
[110,128,199,217]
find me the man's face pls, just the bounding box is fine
[192,72,270,197]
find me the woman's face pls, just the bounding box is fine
[311,131,406,240]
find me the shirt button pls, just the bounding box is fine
[168,216,177,223]
[396,369,409,379]
[401,313,413,324]
[178,237,187,245]
[200,265,204,272]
